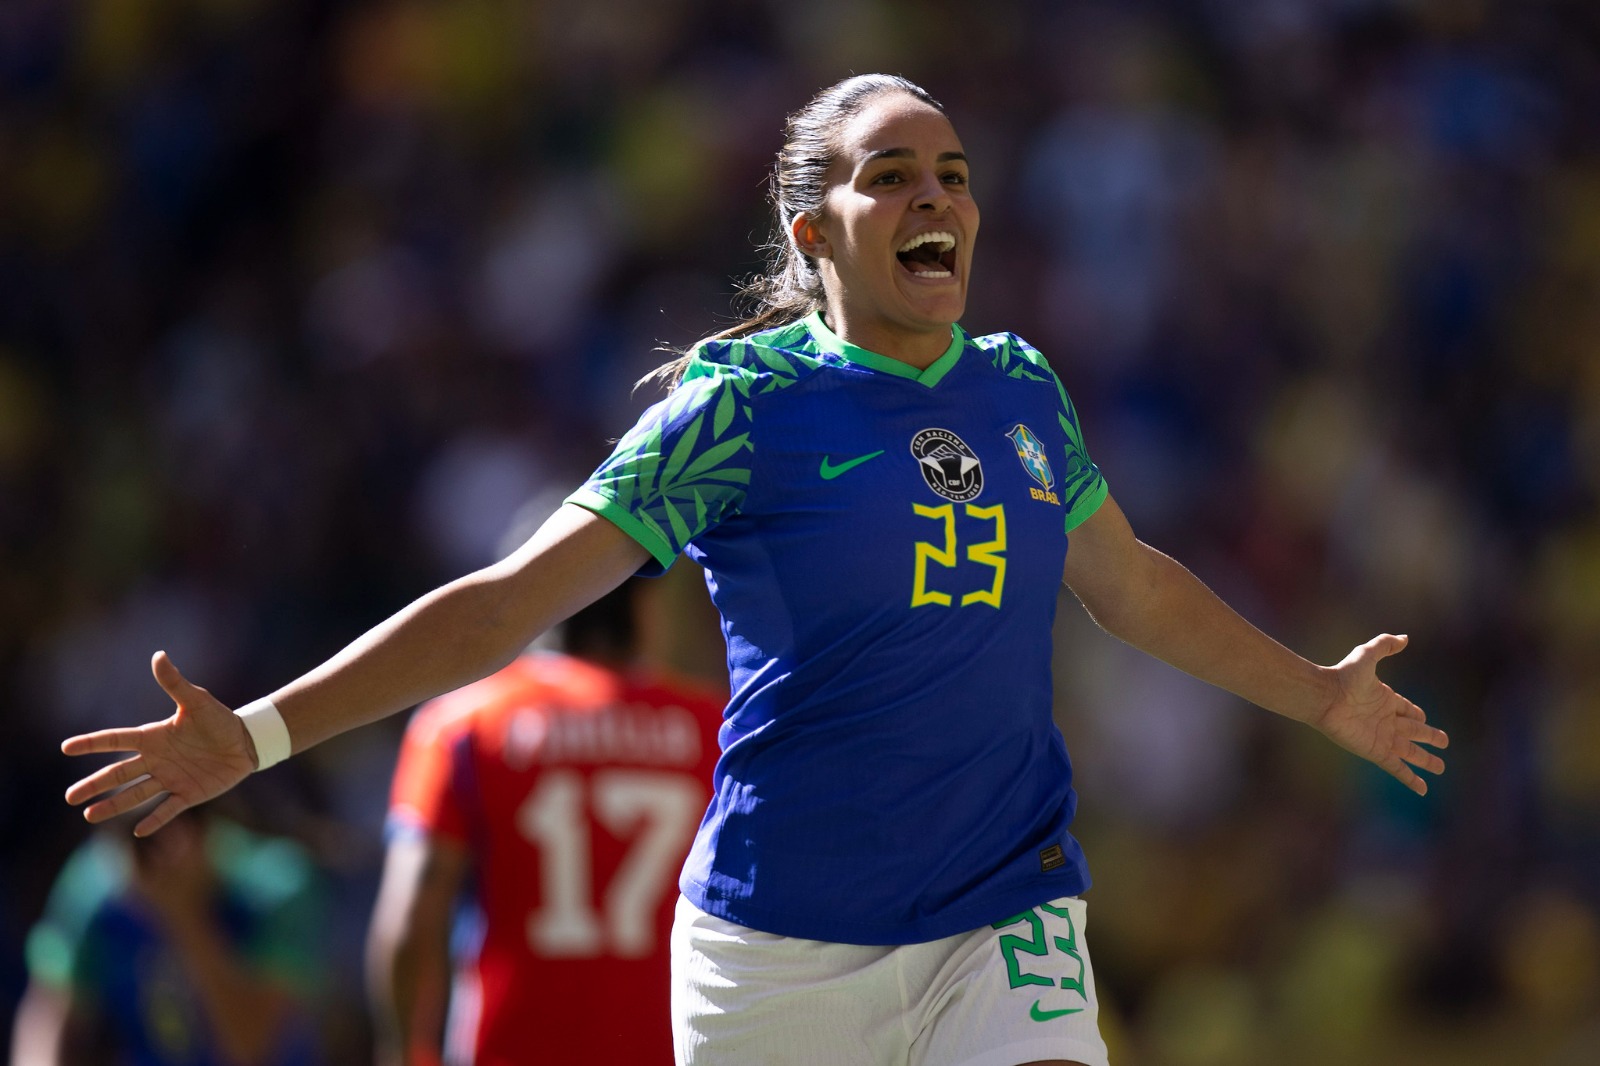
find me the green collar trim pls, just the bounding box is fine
[804,311,965,387]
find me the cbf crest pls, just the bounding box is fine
[1006,424,1060,505]
[911,428,983,502]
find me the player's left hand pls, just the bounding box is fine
[1312,634,1448,795]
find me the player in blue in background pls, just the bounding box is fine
[11,808,329,1066]
[62,74,1449,1066]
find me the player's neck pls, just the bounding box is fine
[817,308,953,370]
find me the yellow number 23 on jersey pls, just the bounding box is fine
[911,502,1007,609]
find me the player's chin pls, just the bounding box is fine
[903,290,966,328]
[893,271,965,316]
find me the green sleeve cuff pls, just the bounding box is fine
[565,488,679,573]
[1063,476,1109,533]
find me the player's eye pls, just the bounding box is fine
[872,171,904,185]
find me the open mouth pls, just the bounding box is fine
[896,230,957,279]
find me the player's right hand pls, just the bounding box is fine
[62,651,257,837]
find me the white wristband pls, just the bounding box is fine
[234,698,291,771]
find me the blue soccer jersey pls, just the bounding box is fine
[567,311,1108,945]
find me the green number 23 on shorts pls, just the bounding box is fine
[992,899,1088,1022]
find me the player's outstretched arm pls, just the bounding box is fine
[1061,494,1448,795]
[63,504,651,835]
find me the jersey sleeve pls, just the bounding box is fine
[388,703,471,845]
[1054,374,1109,532]
[566,360,755,574]
[1012,336,1108,531]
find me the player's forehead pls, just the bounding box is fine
[831,92,964,169]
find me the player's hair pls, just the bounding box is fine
[644,73,943,389]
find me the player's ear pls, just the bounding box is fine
[791,213,830,260]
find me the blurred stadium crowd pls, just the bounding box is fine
[2,0,1598,1062]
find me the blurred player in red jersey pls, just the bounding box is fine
[365,574,725,1066]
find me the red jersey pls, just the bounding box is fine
[388,652,724,1065]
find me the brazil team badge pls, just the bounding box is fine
[911,428,984,502]
[1006,424,1060,505]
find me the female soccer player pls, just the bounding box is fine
[63,74,1448,1066]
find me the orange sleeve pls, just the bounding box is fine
[388,701,471,844]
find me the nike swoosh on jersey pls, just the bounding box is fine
[1029,1001,1085,1022]
[819,451,885,479]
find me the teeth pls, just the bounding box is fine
[897,230,957,254]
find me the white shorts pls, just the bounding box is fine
[671,895,1110,1066]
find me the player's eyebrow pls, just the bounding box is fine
[863,148,968,164]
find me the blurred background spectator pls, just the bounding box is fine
[12,804,332,1064]
[2,1,1596,1062]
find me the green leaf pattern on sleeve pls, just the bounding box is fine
[983,334,1110,532]
[577,328,826,567]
